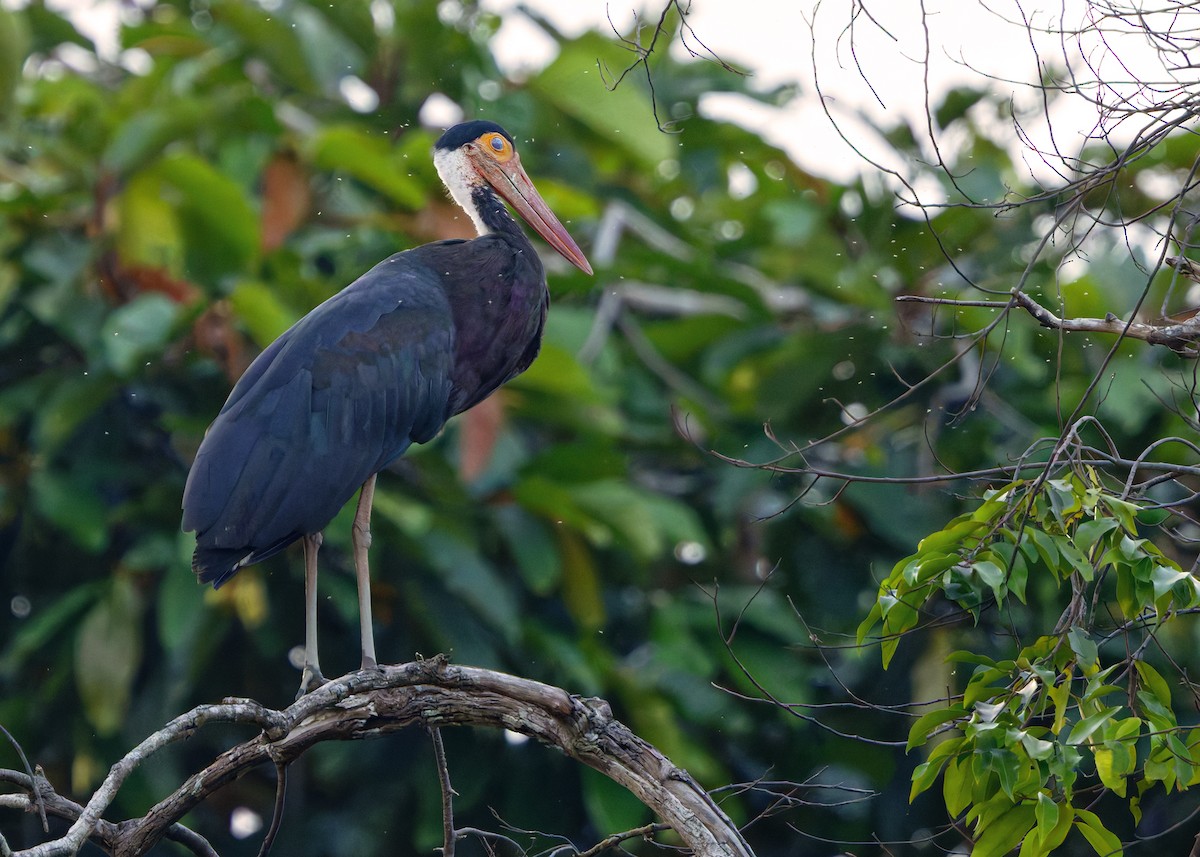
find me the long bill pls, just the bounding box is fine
[479,156,593,275]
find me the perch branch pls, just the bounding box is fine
[2,659,753,857]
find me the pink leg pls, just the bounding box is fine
[352,474,380,670]
[298,532,326,697]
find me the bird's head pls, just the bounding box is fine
[434,120,592,275]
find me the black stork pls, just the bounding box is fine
[182,120,592,695]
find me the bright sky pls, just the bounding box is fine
[30,0,1182,185]
[484,0,1178,185]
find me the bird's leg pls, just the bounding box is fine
[298,532,326,697]
[353,473,380,671]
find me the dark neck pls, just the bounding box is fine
[471,186,528,244]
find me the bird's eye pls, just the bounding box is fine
[480,132,513,161]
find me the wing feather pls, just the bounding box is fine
[184,257,455,584]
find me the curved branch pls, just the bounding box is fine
[3,659,753,857]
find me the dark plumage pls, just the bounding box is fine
[183,231,545,585]
[181,121,591,694]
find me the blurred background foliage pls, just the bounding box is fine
[1,1,1198,855]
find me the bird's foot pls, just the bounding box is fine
[360,654,382,673]
[296,665,327,699]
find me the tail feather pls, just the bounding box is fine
[192,533,301,588]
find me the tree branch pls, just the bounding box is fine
[2,658,754,857]
[897,290,1200,356]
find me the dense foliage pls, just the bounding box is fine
[2,1,1199,855]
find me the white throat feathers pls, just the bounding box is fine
[433,146,490,237]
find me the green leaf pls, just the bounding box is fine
[558,527,606,632]
[420,531,519,643]
[513,341,608,408]
[29,468,109,553]
[908,705,966,752]
[229,280,300,347]
[116,169,186,274]
[1101,495,1141,532]
[994,542,1029,604]
[1118,534,1149,561]
[1066,706,1119,745]
[943,754,973,817]
[936,86,985,128]
[1019,799,1074,857]
[917,519,985,554]
[855,601,883,646]
[495,505,561,594]
[1026,527,1061,574]
[211,0,316,92]
[946,651,1002,667]
[103,100,211,174]
[1034,792,1058,837]
[971,802,1036,857]
[973,559,1006,600]
[1111,716,1142,742]
[154,153,261,280]
[881,598,917,669]
[1046,478,1082,523]
[157,537,208,653]
[964,666,1011,707]
[1134,661,1172,707]
[1048,673,1072,734]
[987,748,1023,800]
[1058,539,1095,581]
[1094,742,1131,797]
[1074,809,1123,856]
[530,32,674,167]
[1150,563,1192,605]
[910,737,963,801]
[904,552,959,585]
[1020,733,1055,761]
[31,374,118,457]
[1066,626,1098,670]
[567,480,706,562]
[0,583,103,677]
[75,577,144,736]
[308,125,426,209]
[370,486,434,538]
[1136,690,1178,732]
[0,8,29,115]
[1075,517,1118,553]
[102,294,180,376]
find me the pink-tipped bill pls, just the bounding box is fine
[476,153,593,276]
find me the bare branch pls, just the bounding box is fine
[897,289,1200,355]
[2,659,754,857]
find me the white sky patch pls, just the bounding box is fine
[26,0,1183,188]
[485,10,560,81]
[485,0,1176,187]
[419,92,465,129]
[339,75,380,113]
[229,807,263,840]
[369,0,395,34]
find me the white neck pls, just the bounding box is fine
[433,147,489,236]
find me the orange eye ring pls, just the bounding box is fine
[479,132,514,162]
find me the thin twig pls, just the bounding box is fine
[0,725,46,833]
[431,727,456,857]
[255,762,287,857]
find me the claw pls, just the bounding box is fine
[296,665,327,699]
